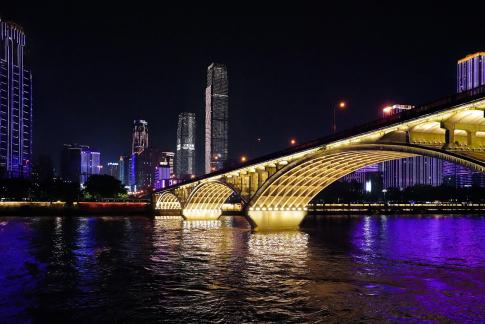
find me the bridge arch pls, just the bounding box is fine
[155,191,183,213]
[182,181,240,220]
[247,143,485,230]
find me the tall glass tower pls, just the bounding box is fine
[132,119,148,154]
[0,20,33,178]
[176,112,196,178]
[205,63,228,173]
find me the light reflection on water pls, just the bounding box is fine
[0,214,484,322]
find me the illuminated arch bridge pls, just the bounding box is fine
[154,87,485,230]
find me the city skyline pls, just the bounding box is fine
[1,6,483,170]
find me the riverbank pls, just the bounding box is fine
[307,202,485,214]
[0,201,151,215]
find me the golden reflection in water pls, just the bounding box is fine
[245,231,310,290]
[182,220,222,230]
[248,231,309,257]
[155,216,183,220]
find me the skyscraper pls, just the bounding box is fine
[132,119,149,154]
[176,112,196,178]
[0,20,33,178]
[457,52,485,93]
[451,52,485,187]
[205,63,229,173]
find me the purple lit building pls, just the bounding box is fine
[154,160,178,190]
[0,20,32,178]
[457,52,485,93]
[447,53,485,187]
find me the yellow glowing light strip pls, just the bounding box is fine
[458,52,485,64]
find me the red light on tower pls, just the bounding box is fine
[290,138,297,145]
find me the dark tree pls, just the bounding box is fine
[84,175,127,200]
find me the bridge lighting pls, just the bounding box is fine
[290,138,297,145]
[240,155,247,163]
[383,106,392,114]
[190,174,196,179]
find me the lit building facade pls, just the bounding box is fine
[154,160,178,190]
[457,52,485,93]
[0,20,32,178]
[161,151,175,176]
[380,104,443,189]
[452,52,485,187]
[61,144,101,186]
[105,162,119,179]
[382,156,442,189]
[176,112,196,178]
[205,63,229,173]
[135,147,164,191]
[118,155,130,186]
[132,119,148,154]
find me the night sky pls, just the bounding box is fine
[2,3,484,174]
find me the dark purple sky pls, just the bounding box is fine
[2,4,484,174]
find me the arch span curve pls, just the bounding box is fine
[154,191,183,216]
[183,181,239,220]
[246,143,485,230]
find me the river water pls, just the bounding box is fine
[0,215,484,322]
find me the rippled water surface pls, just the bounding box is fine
[1,215,484,322]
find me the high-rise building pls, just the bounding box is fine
[105,162,119,179]
[118,155,130,186]
[176,112,196,178]
[161,151,175,176]
[154,160,178,190]
[457,52,485,93]
[205,63,229,173]
[452,52,485,187]
[0,20,33,178]
[135,147,164,191]
[61,144,101,186]
[132,119,149,154]
[381,104,442,189]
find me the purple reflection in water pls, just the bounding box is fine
[351,215,485,321]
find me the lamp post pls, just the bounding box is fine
[333,100,347,134]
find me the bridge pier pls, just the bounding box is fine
[182,209,222,220]
[246,210,307,231]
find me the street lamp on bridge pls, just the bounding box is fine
[333,100,347,134]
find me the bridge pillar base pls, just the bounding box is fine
[182,209,222,220]
[246,210,306,231]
